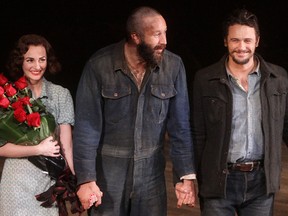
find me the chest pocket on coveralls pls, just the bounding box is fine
[150,85,177,124]
[102,85,131,123]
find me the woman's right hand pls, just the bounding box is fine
[36,136,60,157]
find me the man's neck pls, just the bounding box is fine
[227,57,256,77]
[124,42,146,71]
[227,56,258,92]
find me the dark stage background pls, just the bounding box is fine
[1,0,288,98]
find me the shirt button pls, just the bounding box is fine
[114,93,118,97]
[161,93,166,97]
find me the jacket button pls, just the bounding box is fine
[114,93,118,97]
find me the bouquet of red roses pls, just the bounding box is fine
[0,73,69,180]
[0,73,84,216]
[0,74,67,181]
[0,73,56,146]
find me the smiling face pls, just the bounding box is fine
[225,24,259,65]
[136,15,167,66]
[22,45,47,84]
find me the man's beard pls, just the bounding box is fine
[137,41,166,67]
[230,49,253,65]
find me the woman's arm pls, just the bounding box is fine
[0,136,60,157]
[59,124,75,174]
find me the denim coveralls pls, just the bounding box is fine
[73,40,195,215]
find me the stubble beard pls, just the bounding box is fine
[230,50,253,65]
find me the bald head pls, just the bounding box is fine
[125,6,163,41]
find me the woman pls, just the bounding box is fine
[0,34,74,215]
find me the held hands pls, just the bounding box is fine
[37,136,60,157]
[77,181,103,210]
[175,179,196,208]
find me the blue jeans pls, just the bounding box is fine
[200,168,274,216]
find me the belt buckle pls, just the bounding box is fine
[244,161,254,171]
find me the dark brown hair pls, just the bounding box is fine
[223,9,260,39]
[6,34,61,80]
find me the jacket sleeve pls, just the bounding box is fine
[191,70,206,171]
[282,75,288,148]
[73,61,103,185]
[166,59,196,180]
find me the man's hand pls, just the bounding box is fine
[175,179,196,208]
[77,181,103,209]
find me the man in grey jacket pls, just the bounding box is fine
[192,9,288,216]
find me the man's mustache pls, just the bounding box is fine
[233,49,251,54]
[155,44,166,50]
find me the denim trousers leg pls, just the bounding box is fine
[200,168,274,216]
[89,155,167,216]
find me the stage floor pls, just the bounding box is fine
[0,143,287,216]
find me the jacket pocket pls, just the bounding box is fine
[102,85,131,123]
[269,89,287,120]
[149,85,177,124]
[202,96,226,124]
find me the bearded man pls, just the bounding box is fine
[73,6,196,216]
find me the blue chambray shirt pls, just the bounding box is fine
[226,59,264,163]
[73,40,195,189]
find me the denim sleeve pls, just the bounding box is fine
[73,61,102,185]
[166,59,196,179]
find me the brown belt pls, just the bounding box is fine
[227,160,263,172]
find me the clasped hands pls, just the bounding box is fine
[175,179,196,208]
[77,181,103,210]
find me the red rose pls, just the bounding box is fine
[4,84,17,97]
[0,73,8,86]
[27,112,41,127]
[0,86,4,96]
[14,107,27,123]
[12,97,32,110]
[0,96,10,108]
[19,96,32,106]
[12,100,23,110]
[14,76,28,90]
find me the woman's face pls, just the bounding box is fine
[22,45,47,84]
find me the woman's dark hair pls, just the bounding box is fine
[6,34,61,81]
[223,9,260,39]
